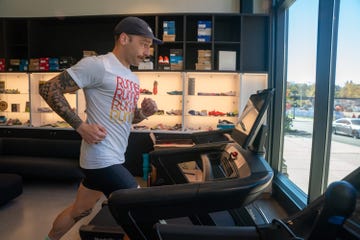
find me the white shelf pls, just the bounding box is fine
[0,71,268,131]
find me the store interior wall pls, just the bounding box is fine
[0,0,239,17]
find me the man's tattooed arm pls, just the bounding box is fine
[39,71,83,129]
[132,108,147,124]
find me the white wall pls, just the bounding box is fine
[0,0,240,17]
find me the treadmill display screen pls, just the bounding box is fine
[177,161,203,182]
[231,88,274,149]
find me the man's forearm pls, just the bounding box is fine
[132,108,147,124]
[39,72,83,129]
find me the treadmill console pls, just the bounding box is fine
[223,144,251,178]
[176,143,251,183]
[177,161,203,182]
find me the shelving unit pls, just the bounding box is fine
[183,72,240,131]
[0,13,269,72]
[134,71,184,131]
[0,73,30,126]
[0,71,267,131]
[133,71,267,131]
[0,13,270,132]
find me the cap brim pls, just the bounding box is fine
[153,37,163,45]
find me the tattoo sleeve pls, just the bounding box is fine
[132,108,147,124]
[39,71,83,129]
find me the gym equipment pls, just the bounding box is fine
[149,88,274,186]
[108,141,274,239]
[108,169,359,240]
[154,168,360,240]
[79,204,125,240]
[79,88,275,239]
[79,164,360,240]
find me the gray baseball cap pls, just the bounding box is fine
[113,16,163,45]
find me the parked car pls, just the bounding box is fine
[332,118,360,139]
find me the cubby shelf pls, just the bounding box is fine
[0,13,269,72]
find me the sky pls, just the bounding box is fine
[287,0,360,86]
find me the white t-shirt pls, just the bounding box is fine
[67,52,140,169]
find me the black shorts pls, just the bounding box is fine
[81,164,138,197]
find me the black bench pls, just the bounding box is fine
[0,137,84,181]
[0,173,22,206]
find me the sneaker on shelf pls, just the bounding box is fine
[158,56,164,64]
[209,110,226,116]
[166,109,182,115]
[140,88,152,94]
[155,110,164,115]
[188,110,196,115]
[221,91,236,96]
[200,110,207,116]
[170,123,182,130]
[218,119,234,124]
[167,90,183,95]
[226,110,239,117]
[173,109,182,115]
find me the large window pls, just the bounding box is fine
[281,0,319,194]
[328,0,360,184]
[274,0,359,202]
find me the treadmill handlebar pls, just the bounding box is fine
[108,171,273,224]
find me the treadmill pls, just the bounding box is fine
[79,88,275,240]
[153,168,360,240]
[149,89,274,186]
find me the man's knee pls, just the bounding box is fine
[72,208,93,223]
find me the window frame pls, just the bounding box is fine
[269,0,340,206]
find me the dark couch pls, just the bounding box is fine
[0,173,22,206]
[0,137,84,181]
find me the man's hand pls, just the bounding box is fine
[76,122,107,144]
[141,97,158,117]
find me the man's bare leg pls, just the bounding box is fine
[47,183,103,240]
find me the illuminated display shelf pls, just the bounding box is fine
[0,72,267,131]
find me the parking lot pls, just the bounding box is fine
[283,117,360,192]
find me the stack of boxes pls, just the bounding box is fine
[29,59,39,71]
[0,59,5,71]
[19,59,28,71]
[1,56,75,72]
[163,20,176,42]
[196,50,212,70]
[49,58,59,71]
[197,20,212,42]
[170,49,183,71]
[83,50,97,58]
[29,57,63,71]
[59,57,76,70]
[37,56,76,71]
[39,58,59,71]
[8,59,28,71]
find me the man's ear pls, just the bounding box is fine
[119,32,128,45]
